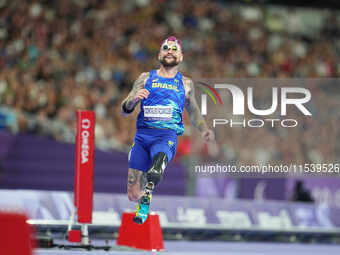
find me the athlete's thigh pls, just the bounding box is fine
[128,136,152,172]
[150,133,177,164]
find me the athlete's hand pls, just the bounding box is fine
[202,129,215,143]
[132,89,150,103]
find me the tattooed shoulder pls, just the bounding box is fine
[134,72,149,90]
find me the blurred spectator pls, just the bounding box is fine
[0,106,18,133]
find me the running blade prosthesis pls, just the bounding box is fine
[133,183,154,224]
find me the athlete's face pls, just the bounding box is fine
[158,41,183,67]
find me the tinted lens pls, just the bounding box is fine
[171,45,178,51]
[162,45,169,51]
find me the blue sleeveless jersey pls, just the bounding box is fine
[136,70,186,135]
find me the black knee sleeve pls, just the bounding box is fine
[146,152,168,190]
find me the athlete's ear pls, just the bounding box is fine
[179,52,183,63]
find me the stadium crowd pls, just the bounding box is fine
[0,0,339,165]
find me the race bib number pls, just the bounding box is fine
[144,106,173,121]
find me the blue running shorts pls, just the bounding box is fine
[128,128,177,172]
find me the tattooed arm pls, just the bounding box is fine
[183,77,214,141]
[121,72,150,115]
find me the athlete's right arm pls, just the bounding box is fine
[121,72,150,115]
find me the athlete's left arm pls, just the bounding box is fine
[184,77,215,142]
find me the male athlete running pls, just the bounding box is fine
[121,36,214,224]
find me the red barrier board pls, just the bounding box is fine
[0,212,34,255]
[74,110,95,223]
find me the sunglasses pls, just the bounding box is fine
[162,44,179,52]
